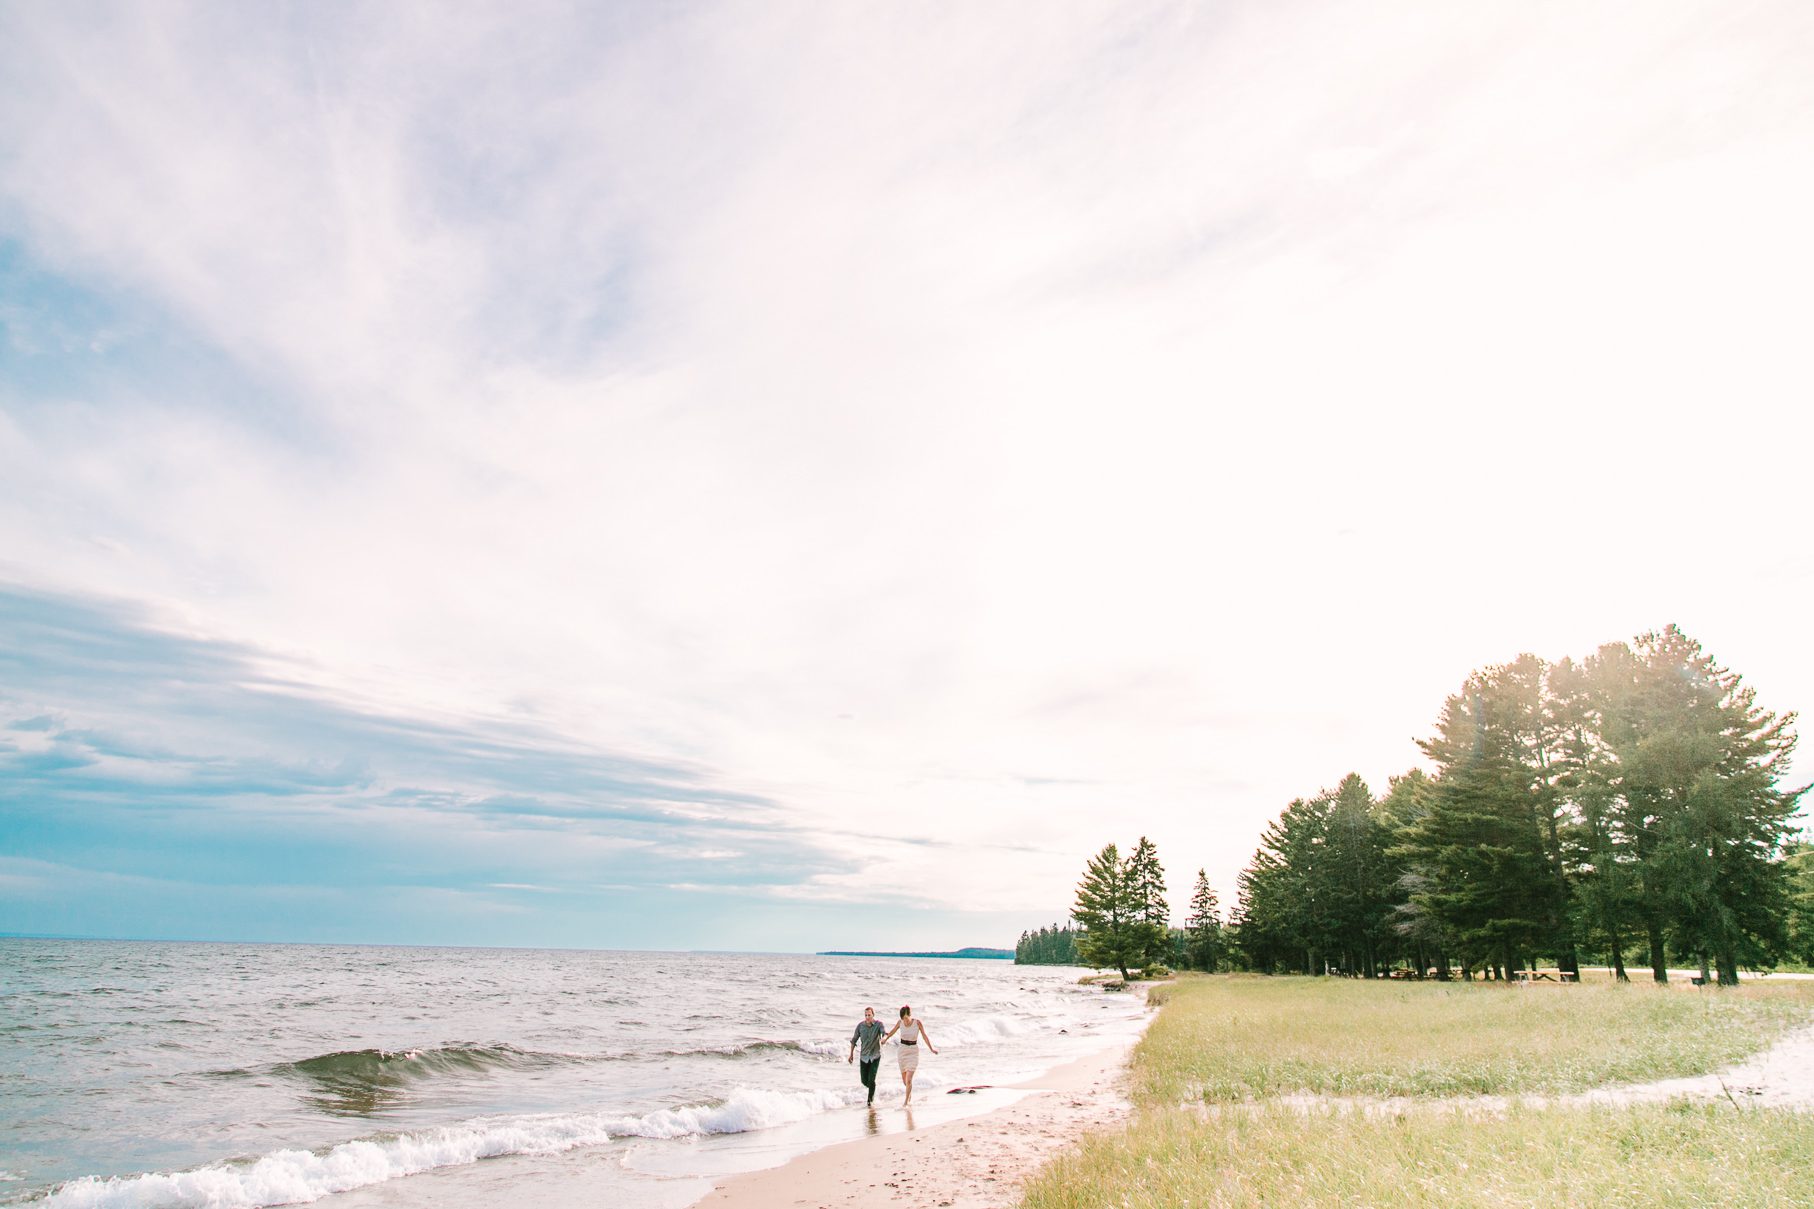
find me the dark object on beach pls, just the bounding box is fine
[947,1084,992,1094]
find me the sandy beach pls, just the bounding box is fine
[695,1035,1140,1209]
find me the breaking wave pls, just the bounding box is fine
[270,1043,586,1082]
[37,1086,862,1209]
[662,1039,842,1060]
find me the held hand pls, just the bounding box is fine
[847,1053,853,1063]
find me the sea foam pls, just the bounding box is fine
[37,1086,861,1209]
[938,1015,1040,1045]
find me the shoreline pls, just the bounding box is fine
[693,1026,1146,1209]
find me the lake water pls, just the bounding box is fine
[0,939,1143,1208]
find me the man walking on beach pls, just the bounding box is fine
[848,1006,885,1106]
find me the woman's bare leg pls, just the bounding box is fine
[902,1068,915,1105]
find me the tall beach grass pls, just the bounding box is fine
[1022,1100,1814,1209]
[1136,974,1814,1102]
[1020,974,1814,1208]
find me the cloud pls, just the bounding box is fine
[2,2,1813,945]
[0,583,872,942]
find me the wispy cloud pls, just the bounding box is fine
[2,2,1812,945]
[0,583,866,943]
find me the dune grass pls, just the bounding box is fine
[1136,974,1814,1103]
[1020,1100,1814,1209]
[1018,974,1814,1209]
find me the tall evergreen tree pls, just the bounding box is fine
[1608,627,1805,985]
[1785,840,1814,967]
[1402,663,1565,977]
[1322,774,1398,977]
[1550,652,1640,981]
[1380,769,1448,977]
[1185,868,1223,972]
[1125,836,1173,966]
[1072,844,1140,979]
[1235,794,1336,973]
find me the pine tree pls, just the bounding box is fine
[1322,773,1399,977]
[1072,844,1136,978]
[1235,794,1336,973]
[1380,769,1448,978]
[1550,651,1640,982]
[1786,841,1814,967]
[1608,627,1804,985]
[1125,836,1172,966]
[1185,869,1223,971]
[1401,664,1564,978]
[1073,843,1170,977]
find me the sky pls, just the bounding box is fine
[2,1,1812,952]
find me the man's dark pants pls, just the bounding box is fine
[859,1057,880,1103]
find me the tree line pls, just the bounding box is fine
[1014,923,1080,965]
[1037,837,1226,978]
[1036,627,1811,986]
[1237,627,1806,985]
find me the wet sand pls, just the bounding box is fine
[695,1037,1138,1209]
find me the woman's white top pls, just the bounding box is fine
[898,1019,921,1042]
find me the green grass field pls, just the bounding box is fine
[1135,974,1814,1103]
[1020,975,1814,1209]
[1022,1101,1814,1209]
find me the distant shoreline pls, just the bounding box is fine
[817,947,1014,960]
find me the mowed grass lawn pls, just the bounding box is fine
[1021,975,1814,1209]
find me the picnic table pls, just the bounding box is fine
[1514,969,1580,984]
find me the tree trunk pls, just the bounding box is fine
[1646,920,1668,983]
[1605,905,1630,982]
[1538,778,1579,978]
[1698,953,1711,985]
[1716,947,1739,987]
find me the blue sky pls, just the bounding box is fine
[3,1,1813,949]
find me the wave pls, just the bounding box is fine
[605,1084,855,1139]
[207,1045,607,1117]
[662,1039,842,1060]
[280,1043,583,1081]
[35,1120,617,1209]
[207,1043,592,1086]
[233,1038,842,1084]
[937,1015,1039,1046]
[204,1037,844,1115]
[36,1086,861,1209]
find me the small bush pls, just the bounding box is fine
[1140,964,1173,979]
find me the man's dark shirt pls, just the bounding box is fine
[851,1019,885,1061]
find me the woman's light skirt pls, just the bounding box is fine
[897,1044,920,1073]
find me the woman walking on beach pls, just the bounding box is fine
[881,1005,936,1105]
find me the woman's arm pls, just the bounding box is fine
[919,1023,936,1055]
[881,1023,900,1042]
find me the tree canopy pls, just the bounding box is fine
[1020,627,1804,985]
[1231,626,1805,984]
